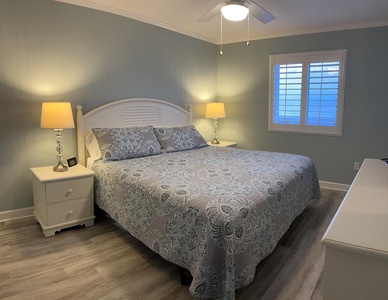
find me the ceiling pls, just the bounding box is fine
[56,0,388,44]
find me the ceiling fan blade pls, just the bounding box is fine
[197,2,226,22]
[247,0,275,24]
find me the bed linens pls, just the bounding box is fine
[92,146,321,299]
[153,125,208,152]
[92,126,161,160]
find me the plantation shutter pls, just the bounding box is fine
[269,50,346,136]
[306,61,340,127]
[273,63,303,125]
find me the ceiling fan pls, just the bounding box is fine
[198,0,275,23]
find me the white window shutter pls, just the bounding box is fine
[269,50,347,136]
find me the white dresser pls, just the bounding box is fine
[321,158,388,300]
[31,164,95,237]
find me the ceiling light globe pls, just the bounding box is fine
[221,2,249,22]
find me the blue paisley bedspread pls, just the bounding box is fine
[92,146,321,299]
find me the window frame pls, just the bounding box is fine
[268,50,347,136]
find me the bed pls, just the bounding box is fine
[77,98,321,299]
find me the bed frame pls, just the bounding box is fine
[76,98,192,166]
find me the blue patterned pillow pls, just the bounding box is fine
[92,126,161,160]
[153,125,208,153]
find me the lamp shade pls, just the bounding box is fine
[205,102,226,119]
[40,102,75,129]
[221,1,249,22]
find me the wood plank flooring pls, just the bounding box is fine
[0,189,345,300]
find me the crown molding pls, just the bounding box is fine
[55,0,388,45]
[54,0,218,44]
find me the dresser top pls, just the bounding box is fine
[322,158,388,258]
[30,164,94,182]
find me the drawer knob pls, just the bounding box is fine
[68,189,73,193]
[68,210,74,215]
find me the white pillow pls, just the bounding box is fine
[85,130,102,160]
[86,156,98,170]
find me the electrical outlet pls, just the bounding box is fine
[354,162,360,171]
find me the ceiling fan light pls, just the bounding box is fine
[221,2,249,22]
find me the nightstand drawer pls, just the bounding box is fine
[46,178,92,204]
[47,198,92,226]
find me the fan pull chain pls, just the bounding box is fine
[220,13,223,55]
[247,13,250,46]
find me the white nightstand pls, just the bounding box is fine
[30,164,95,237]
[207,141,237,147]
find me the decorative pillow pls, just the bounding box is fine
[153,125,208,152]
[92,126,161,160]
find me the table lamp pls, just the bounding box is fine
[205,102,226,144]
[40,102,75,172]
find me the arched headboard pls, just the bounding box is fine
[77,98,192,166]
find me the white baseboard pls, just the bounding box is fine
[0,207,34,222]
[319,180,350,192]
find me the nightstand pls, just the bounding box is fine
[207,141,237,147]
[30,164,95,237]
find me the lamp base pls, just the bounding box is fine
[211,118,220,145]
[52,129,68,172]
[53,161,68,172]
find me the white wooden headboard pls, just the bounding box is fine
[76,98,192,166]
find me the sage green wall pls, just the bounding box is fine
[0,0,217,212]
[216,26,388,184]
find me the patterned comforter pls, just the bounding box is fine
[92,146,321,299]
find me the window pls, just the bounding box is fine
[269,50,347,135]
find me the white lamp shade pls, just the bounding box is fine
[221,1,249,22]
[205,102,226,119]
[40,102,75,129]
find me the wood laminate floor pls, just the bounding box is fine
[0,189,345,300]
